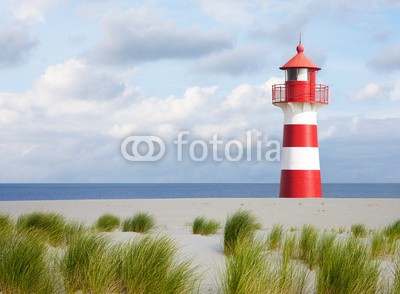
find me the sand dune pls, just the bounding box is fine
[1,198,399,293]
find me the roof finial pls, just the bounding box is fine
[296,34,304,53]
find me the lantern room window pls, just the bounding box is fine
[286,68,309,81]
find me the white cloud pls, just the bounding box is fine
[193,45,266,76]
[200,0,255,25]
[89,7,232,64]
[108,86,217,137]
[350,79,400,101]
[351,82,381,101]
[33,59,128,102]
[222,77,282,111]
[12,0,65,22]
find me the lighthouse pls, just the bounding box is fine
[272,41,328,198]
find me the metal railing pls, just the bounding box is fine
[272,84,329,104]
[315,84,329,104]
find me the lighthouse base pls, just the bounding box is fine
[279,170,322,198]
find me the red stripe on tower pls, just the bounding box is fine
[283,124,318,147]
[272,40,329,198]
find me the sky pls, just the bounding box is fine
[0,0,399,183]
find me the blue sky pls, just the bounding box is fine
[0,0,399,183]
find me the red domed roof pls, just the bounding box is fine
[280,44,320,70]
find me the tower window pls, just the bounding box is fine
[286,68,309,81]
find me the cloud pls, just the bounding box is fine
[200,0,255,25]
[319,116,400,182]
[1,53,399,182]
[249,1,323,45]
[349,79,400,101]
[88,7,232,64]
[350,82,382,101]
[0,24,38,68]
[193,45,265,76]
[222,77,281,111]
[12,0,65,22]
[33,59,128,102]
[108,86,217,137]
[368,44,400,71]
[0,61,286,182]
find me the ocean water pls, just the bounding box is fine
[0,183,399,201]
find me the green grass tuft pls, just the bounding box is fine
[64,220,89,245]
[316,237,380,294]
[122,212,155,233]
[223,210,261,256]
[267,224,284,251]
[385,219,400,242]
[221,240,309,294]
[0,233,53,293]
[0,214,13,236]
[95,213,121,232]
[299,225,319,269]
[16,211,67,246]
[317,232,336,267]
[282,233,297,265]
[192,216,220,235]
[371,229,389,259]
[222,240,269,294]
[59,233,121,293]
[120,235,200,294]
[351,223,368,238]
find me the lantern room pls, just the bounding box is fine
[272,43,328,104]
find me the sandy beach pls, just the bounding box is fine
[1,198,399,292]
[1,198,400,229]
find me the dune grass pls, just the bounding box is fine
[0,213,13,229]
[317,232,336,266]
[267,224,284,251]
[222,240,269,294]
[316,237,380,294]
[371,229,389,259]
[16,211,67,246]
[221,240,309,294]
[122,212,155,233]
[282,233,297,265]
[223,210,261,256]
[59,233,121,293]
[2,209,400,293]
[351,223,368,238]
[385,220,400,255]
[385,219,400,240]
[120,235,200,294]
[299,225,319,269]
[391,260,400,294]
[0,213,13,237]
[64,220,88,244]
[0,233,53,293]
[192,216,220,235]
[95,213,121,232]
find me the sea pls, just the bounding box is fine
[0,183,399,201]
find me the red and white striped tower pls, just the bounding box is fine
[272,41,329,198]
